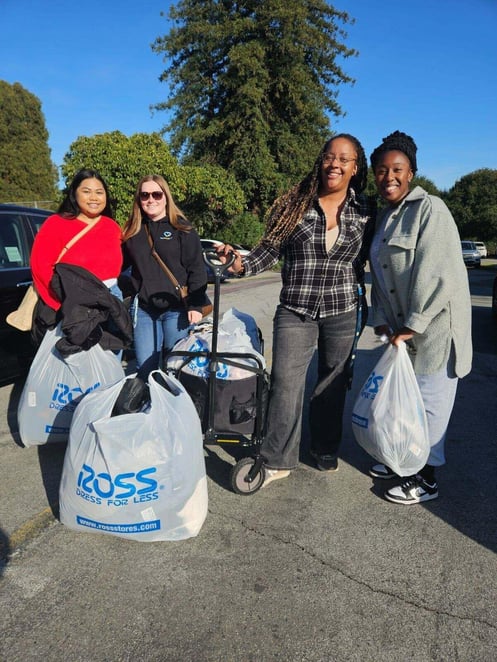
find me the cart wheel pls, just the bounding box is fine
[230,457,266,495]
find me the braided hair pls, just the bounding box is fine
[263,133,368,247]
[370,130,418,175]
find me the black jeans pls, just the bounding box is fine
[261,306,357,470]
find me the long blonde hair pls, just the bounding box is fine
[122,174,192,240]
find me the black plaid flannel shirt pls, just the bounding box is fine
[242,189,374,320]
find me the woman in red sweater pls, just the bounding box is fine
[31,168,123,310]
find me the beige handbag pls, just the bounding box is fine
[6,284,39,332]
[6,221,99,332]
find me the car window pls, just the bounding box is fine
[0,213,30,268]
[28,213,49,234]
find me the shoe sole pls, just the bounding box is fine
[384,491,438,505]
[316,463,338,472]
[369,470,396,479]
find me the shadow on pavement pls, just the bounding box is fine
[37,443,66,519]
[6,376,26,448]
[0,528,10,570]
[341,310,497,556]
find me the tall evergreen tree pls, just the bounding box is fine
[0,81,58,206]
[152,0,357,214]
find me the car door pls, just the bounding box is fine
[0,210,34,324]
[0,206,51,379]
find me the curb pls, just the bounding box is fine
[1,504,58,562]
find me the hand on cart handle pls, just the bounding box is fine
[216,243,244,274]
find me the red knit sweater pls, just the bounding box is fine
[30,214,123,310]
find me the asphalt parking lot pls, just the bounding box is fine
[0,269,496,661]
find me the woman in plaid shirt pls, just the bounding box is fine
[220,134,375,487]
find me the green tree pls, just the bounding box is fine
[218,211,265,247]
[180,163,247,236]
[445,169,497,241]
[152,0,357,215]
[365,168,378,199]
[0,80,58,206]
[61,130,245,231]
[412,175,440,197]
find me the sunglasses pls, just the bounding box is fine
[139,190,164,201]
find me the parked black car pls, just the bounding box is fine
[0,204,53,381]
[492,275,497,319]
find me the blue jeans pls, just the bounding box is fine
[131,297,190,377]
[108,282,123,360]
[261,305,357,470]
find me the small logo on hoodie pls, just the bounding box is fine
[160,231,172,240]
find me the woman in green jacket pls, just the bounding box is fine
[368,131,472,504]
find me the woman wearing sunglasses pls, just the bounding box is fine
[122,174,208,377]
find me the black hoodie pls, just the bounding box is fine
[122,218,208,313]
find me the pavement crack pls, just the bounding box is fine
[210,508,497,632]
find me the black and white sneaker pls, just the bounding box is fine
[369,463,397,479]
[385,475,438,505]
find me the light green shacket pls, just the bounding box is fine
[370,186,472,376]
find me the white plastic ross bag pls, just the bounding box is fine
[18,324,124,447]
[59,370,208,542]
[351,342,430,476]
[168,309,265,381]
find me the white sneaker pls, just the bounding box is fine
[262,468,290,488]
[385,475,438,505]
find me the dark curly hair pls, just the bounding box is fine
[263,133,368,246]
[370,130,418,175]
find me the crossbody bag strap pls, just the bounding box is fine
[144,224,188,300]
[55,218,101,264]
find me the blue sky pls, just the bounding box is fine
[1,0,496,192]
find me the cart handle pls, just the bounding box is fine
[203,249,236,278]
